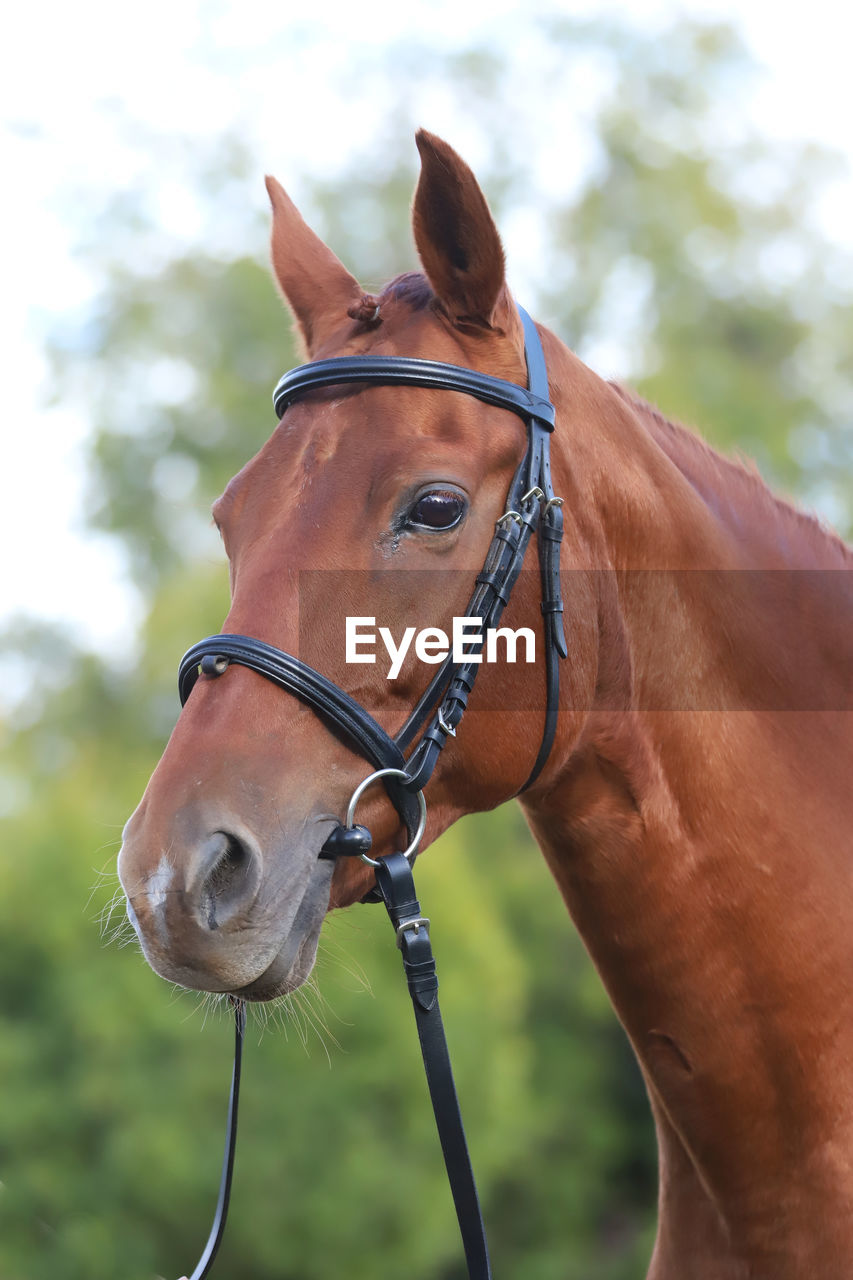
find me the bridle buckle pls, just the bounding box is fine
[395,916,430,949]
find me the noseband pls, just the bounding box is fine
[175,306,565,1279]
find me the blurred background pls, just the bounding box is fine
[2,2,852,1277]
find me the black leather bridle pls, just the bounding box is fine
[175,306,565,1279]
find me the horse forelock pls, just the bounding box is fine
[380,271,436,312]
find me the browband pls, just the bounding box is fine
[274,355,556,430]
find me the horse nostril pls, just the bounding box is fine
[197,830,260,931]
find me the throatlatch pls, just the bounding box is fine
[176,304,563,1280]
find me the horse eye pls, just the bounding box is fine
[407,489,467,532]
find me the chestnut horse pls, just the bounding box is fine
[119,132,853,1278]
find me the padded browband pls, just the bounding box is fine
[273,355,556,430]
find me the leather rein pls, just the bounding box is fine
[175,306,565,1279]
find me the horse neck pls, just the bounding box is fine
[522,335,853,1263]
[536,332,852,725]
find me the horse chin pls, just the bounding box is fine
[202,856,334,1002]
[234,881,329,1002]
[123,837,334,1002]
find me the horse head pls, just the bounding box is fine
[118,132,597,1000]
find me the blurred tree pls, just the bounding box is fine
[2,13,851,1280]
[543,20,853,530]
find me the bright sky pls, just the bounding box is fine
[3,0,852,656]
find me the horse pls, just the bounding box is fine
[118,130,853,1278]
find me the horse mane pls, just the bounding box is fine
[610,382,853,568]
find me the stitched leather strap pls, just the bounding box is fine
[518,307,566,788]
[375,853,491,1280]
[274,354,555,429]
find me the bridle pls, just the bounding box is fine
[174,305,565,1279]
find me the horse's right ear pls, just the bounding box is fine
[265,175,363,356]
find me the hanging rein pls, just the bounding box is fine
[175,306,566,1279]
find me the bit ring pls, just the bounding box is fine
[344,767,427,866]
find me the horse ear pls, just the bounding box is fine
[265,175,363,355]
[412,131,511,331]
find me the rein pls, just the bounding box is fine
[176,306,564,1279]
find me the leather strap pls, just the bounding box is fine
[374,853,491,1279]
[274,353,555,429]
[517,308,566,788]
[397,309,566,794]
[186,999,246,1280]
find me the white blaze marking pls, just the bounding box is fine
[147,855,175,941]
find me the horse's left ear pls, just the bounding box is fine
[412,130,513,333]
[265,174,364,356]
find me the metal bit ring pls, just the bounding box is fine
[344,767,427,866]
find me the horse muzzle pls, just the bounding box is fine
[118,805,334,997]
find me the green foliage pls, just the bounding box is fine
[50,253,293,590]
[3,14,852,1280]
